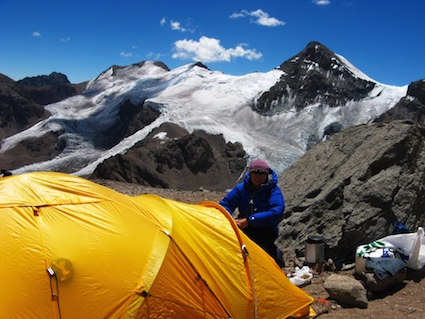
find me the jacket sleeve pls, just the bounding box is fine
[219,185,241,216]
[248,186,285,227]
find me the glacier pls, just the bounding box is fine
[1,60,408,176]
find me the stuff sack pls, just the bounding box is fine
[356,227,425,272]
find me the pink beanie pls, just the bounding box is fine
[249,159,269,173]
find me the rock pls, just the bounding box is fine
[254,41,375,115]
[363,271,406,292]
[17,72,86,105]
[0,72,86,145]
[0,74,50,140]
[376,79,425,126]
[17,72,71,87]
[91,123,247,191]
[0,130,64,171]
[323,274,368,308]
[277,120,425,261]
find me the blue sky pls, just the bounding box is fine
[1,0,424,86]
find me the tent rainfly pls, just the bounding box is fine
[0,172,314,318]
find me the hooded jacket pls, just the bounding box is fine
[219,169,285,235]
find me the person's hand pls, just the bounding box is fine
[235,218,248,229]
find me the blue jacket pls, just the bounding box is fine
[219,169,285,235]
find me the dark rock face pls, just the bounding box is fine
[96,101,160,149]
[254,41,376,115]
[0,72,88,171]
[21,82,87,106]
[323,122,344,139]
[17,72,71,87]
[192,62,209,70]
[0,101,160,171]
[17,72,87,106]
[0,71,87,142]
[408,79,425,104]
[0,74,50,139]
[91,123,247,191]
[0,130,64,171]
[277,120,425,261]
[375,79,425,126]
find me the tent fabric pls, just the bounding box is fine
[0,172,313,319]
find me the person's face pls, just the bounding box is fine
[250,171,268,188]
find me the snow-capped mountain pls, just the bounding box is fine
[0,42,408,179]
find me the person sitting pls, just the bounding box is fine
[219,159,285,265]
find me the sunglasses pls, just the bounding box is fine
[251,170,268,175]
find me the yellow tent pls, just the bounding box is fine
[0,172,313,319]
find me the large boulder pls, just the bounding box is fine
[323,274,368,308]
[277,120,425,261]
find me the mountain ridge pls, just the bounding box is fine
[0,41,417,189]
[255,42,377,115]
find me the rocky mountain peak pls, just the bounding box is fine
[407,79,425,104]
[108,61,171,77]
[0,42,409,181]
[17,72,70,87]
[283,41,337,72]
[253,41,376,115]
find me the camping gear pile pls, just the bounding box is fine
[356,227,425,275]
[355,224,425,294]
[0,172,313,319]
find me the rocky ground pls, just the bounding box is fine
[93,179,425,319]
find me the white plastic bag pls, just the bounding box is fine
[379,227,425,270]
[356,227,425,271]
[288,266,313,286]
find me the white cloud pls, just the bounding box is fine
[60,37,70,42]
[170,20,185,32]
[161,17,194,33]
[32,31,41,37]
[313,0,331,5]
[120,52,132,58]
[229,12,245,19]
[147,52,166,60]
[230,9,285,27]
[172,36,262,63]
[170,20,194,33]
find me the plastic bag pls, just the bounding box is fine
[356,227,425,272]
[379,227,425,270]
[287,266,313,286]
